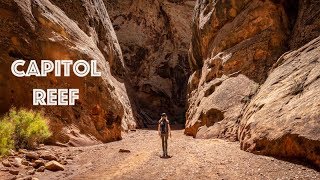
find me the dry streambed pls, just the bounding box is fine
[0,145,74,180]
[1,130,319,180]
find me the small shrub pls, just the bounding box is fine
[291,80,304,95]
[0,119,15,156]
[0,108,51,155]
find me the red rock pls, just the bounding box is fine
[0,0,136,145]
[119,149,131,153]
[36,166,45,172]
[45,161,64,171]
[21,160,30,166]
[239,37,320,168]
[18,149,28,154]
[59,160,68,165]
[34,160,45,168]
[2,160,11,167]
[40,153,57,161]
[185,0,320,168]
[185,0,289,139]
[11,158,23,167]
[26,169,35,175]
[106,0,194,123]
[9,169,19,175]
[17,176,33,180]
[25,152,39,160]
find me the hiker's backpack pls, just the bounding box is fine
[160,120,168,134]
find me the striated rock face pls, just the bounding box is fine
[289,0,320,49]
[186,0,320,166]
[239,37,320,167]
[0,0,136,145]
[185,0,292,138]
[106,0,195,124]
[189,74,259,140]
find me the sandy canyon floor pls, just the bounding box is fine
[2,129,319,180]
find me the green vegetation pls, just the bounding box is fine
[0,108,51,156]
[0,119,15,156]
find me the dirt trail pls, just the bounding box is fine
[33,130,319,179]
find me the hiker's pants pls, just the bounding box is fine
[161,134,168,155]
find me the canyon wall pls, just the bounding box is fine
[106,0,195,124]
[0,0,136,146]
[186,0,320,166]
[0,0,196,144]
[185,0,291,139]
[239,36,320,167]
[239,0,320,167]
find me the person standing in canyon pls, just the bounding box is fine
[158,113,172,158]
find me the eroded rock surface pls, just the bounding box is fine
[106,0,195,123]
[186,74,258,141]
[239,37,320,167]
[289,0,320,49]
[0,0,136,145]
[185,0,291,138]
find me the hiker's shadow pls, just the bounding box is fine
[160,155,172,159]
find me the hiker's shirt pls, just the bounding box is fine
[159,119,169,136]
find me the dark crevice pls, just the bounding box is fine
[271,0,300,51]
[159,5,174,44]
[280,0,299,30]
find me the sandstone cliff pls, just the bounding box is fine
[106,0,195,124]
[239,36,320,167]
[185,0,291,139]
[186,0,320,166]
[0,0,136,145]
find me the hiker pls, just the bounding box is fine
[158,113,171,157]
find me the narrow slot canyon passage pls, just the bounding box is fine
[0,0,320,179]
[105,0,193,126]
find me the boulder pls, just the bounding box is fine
[40,153,57,161]
[34,160,45,168]
[8,150,17,156]
[59,159,68,165]
[36,166,45,172]
[21,160,30,166]
[18,149,28,154]
[29,163,36,168]
[9,169,19,175]
[45,161,64,171]
[11,158,23,167]
[2,160,11,167]
[239,37,320,167]
[25,152,39,160]
[17,176,33,180]
[26,169,35,175]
